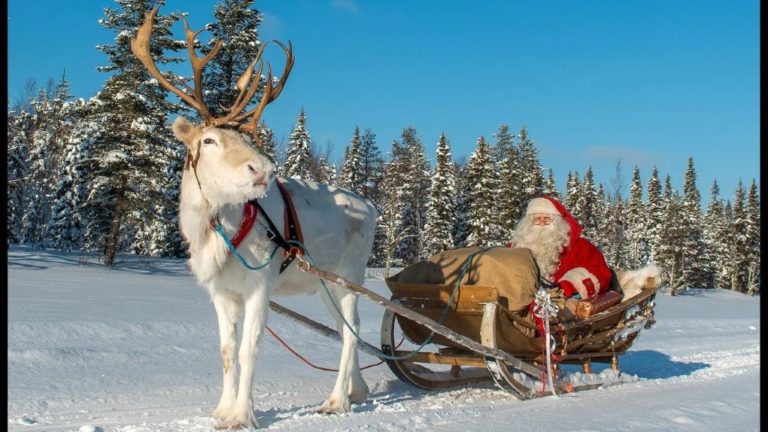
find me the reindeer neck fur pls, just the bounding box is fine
[179,166,282,284]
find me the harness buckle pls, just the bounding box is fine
[285,246,303,258]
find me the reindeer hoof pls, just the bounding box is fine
[215,420,247,430]
[317,397,351,415]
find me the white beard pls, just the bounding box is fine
[511,216,570,281]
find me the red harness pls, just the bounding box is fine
[220,179,305,271]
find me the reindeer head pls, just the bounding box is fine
[130,7,293,206]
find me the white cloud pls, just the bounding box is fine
[332,0,361,13]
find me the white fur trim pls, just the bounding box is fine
[559,267,601,298]
[619,263,662,299]
[525,197,559,215]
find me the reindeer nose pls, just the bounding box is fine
[247,163,266,183]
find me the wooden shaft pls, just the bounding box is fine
[298,262,543,378]
[268,301,383,360]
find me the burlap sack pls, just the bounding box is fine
[387,247,542,354]
[396,246,539,312]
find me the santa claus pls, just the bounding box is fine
[510,196,612,300]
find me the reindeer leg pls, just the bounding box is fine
[219,289,268,429]
[342,293,369,404]
[318,287,368,413]
[210,291,243,420]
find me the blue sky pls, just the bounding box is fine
[8,0,760,204]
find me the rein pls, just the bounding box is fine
[212,179,305,274]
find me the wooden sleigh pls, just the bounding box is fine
[379,261,660,399]
[279,248,660,400]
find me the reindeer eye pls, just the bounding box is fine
[203,137,217,146]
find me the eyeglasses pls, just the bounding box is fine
[530,214,554,225]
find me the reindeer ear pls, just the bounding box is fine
[172,117,198,148]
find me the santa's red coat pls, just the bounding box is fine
[539,197,613,299]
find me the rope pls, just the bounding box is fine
[213,224,281,270]
[266,325,404,372]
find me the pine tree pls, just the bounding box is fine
[465,136,501,247]
[283,109,312,179]
[398,127,431,262]
[82,0,184,264]
[422,133,456,255]
[729,181,749,292]
[590,185,611,256]
[577,167,599,239]
[565,171,581,215]
[516,126,544,205]
[624,166,648,267]
[680,157,708,287]
[543,168,560,199]
[703,180,729,288]
[359,128,385,207]
[258,121,278,165]
[339,126,365,194]
[745,179,760,295]
[655,176,687,293]
[646,166,664,263]
[45,99,90,251]
[602,196,629,269]
[202,0,264,118]
[358,128,386,267]
[7,109,33,245]
[452,159,470,248]
[493,124,520,239]
[22,89,62,247]
[378,140,411,271]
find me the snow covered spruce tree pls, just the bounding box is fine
[306,149,337,184]
[703,180,729,288]
[202,0,264,118]
[493,124,520,239]
[422,133,456,256]
[258,122,278,166]
[339,126,365,194]
[680,157,709,287]
[359,128,385,207]
[451,158,470,248]
[624,166,649,267]
[356,128,387,267]
[543,168,560,199]
[728,181,749,292]
[465,135,502,247]
[516,126,545,206]
[377,127,430,268]
[645,166,664,263]
[45,98,91,251]
[397,127,431,262]
[744,180,760,295]
[20,90,55,248]
[81,0,184,264]
[377,139,411,272]
[283,108,312,179]
[655,175,688,293]
[601,194,630,270]
[7,109,34,246]
[565,171,581,215]
[576,167,600,240]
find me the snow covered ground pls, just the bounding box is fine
[8,246,760,431]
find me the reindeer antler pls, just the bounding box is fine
[130,7,294,142]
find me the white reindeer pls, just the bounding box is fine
[132,8,377,429]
